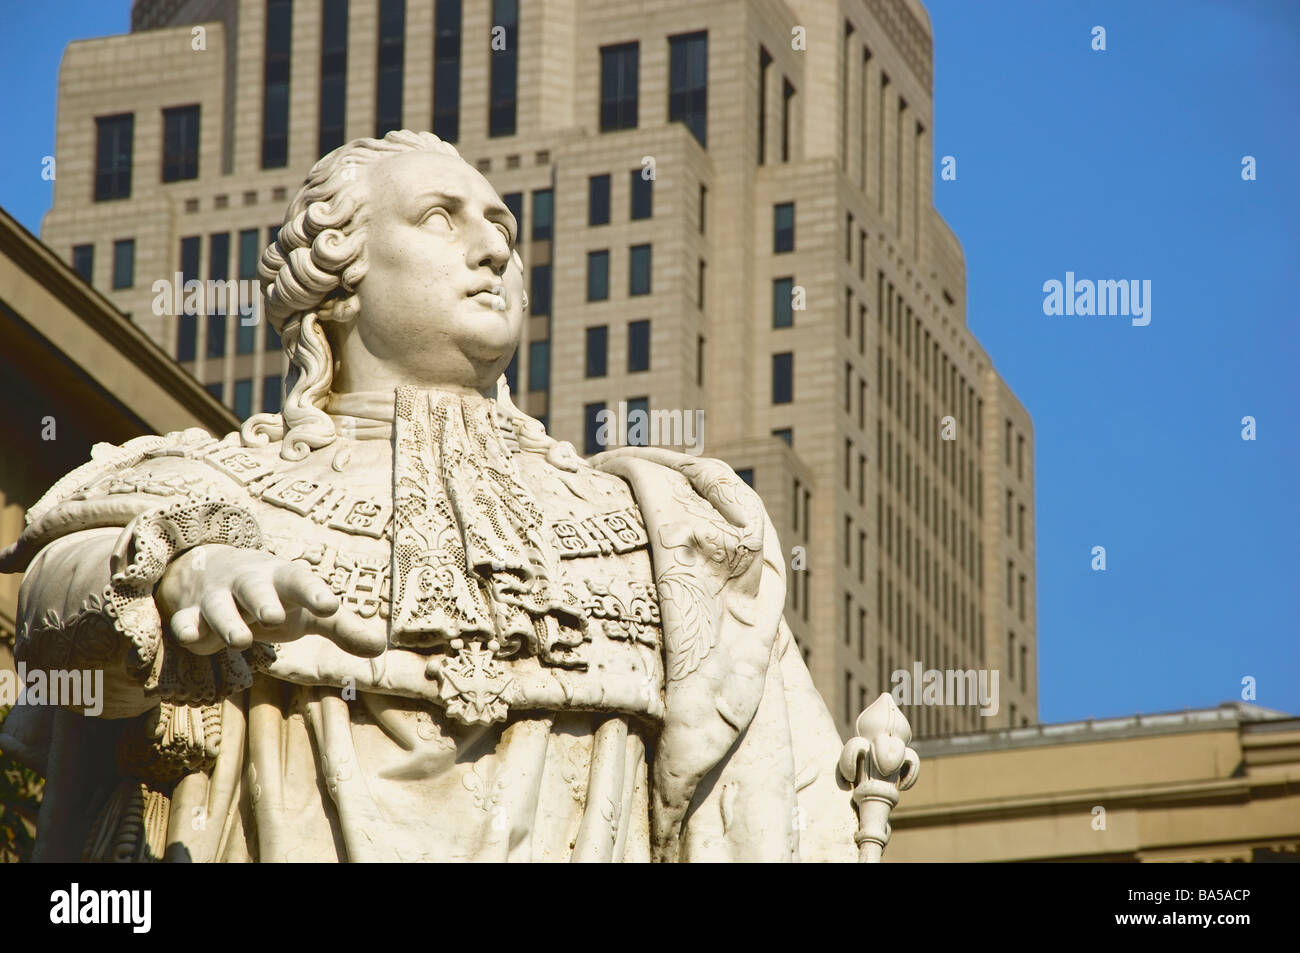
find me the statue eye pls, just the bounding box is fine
[494,222,513,245]
[420,206,452,230]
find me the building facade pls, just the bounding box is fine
[42,0,1037,738]
[889,703,1300,862]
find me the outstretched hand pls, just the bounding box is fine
[156,544,387,659]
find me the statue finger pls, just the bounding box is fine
[232,572,287,626]
[315,608,388,658]
[200,590,254,650]
[272,561,340,616]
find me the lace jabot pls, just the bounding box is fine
[342,386,587,662]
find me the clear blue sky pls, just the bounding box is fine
[0,1,1295,722]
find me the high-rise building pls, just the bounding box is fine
[41,0,1036,738]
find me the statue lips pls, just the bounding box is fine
[468,283,507,311]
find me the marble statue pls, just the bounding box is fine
[0,130,916,862]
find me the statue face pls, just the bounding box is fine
[352,150,523,391]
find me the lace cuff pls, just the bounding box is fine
[105,498,275,706]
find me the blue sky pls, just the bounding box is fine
[0,1,1296,722]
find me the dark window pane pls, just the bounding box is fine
[72,244,94,283]
[629,169,652,219]
[587,250,608,301]
[234,378,253,418]
[584,402,606,455]
[375,0,405,138]
[262,375,282,413]
[531,188,553,241]
[758,46,771,164]
[162,105,199,182]
[588,174,610,226]
[528,339,549,392]
[772,276,793,327]
[774,201,795,252]
[600,42,638,131]
[319,0,349,155]
[772,351,793,403]
[629,243,651,296]
[207,313,227,358]
[529,264,551,316]
[585,325,607,378]
[433,0,462,140]
[265,321,281,351]
[177,313,197,362]
[262,0,292,168]
[180,236,201,314]
[111,239,135,289]
[736,468,754,487]
[489,0,518,136]
[238,228,260,280]
[205,381,224,402]
[95,113,134,200]
[668,32,707,147]
[504,352,518,393]
[628,318,650,372]
[237,320,257,355]
[772,427,792,446]
[208,231,230,282]
[626,396,649,446]
[503,191,523,238]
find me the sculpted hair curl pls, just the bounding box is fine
[242,130,462,460]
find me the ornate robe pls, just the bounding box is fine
[0,387,855,862]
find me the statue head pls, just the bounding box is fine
[245,130,529,459]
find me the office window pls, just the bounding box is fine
[697,258,706,309]
[433,0,462,141]
[263,375,282,413]
[237,320,257,355]
[1018,504,1026,550]
[587,250,609,301]
[161,105,200,181]
[772,277,794,328]
[772,428,792,446]
[628,319,650,372]
[180,234,200,297]
[584,402,606,455]
[1017,435,1025,480]
[757,46,771,164]
[600,42,639,131]
[111,239,135,290]
[699,183,707,233]
[530,264,551,316]
[504,353,518,393]
[630,170,653,219]
[781,78,794,161]
[205,381,224,402]
[375,0,405,138]
[772,352,793,404]
[489,0,518,137]
[736,468,754,487]
[319,0,348,155]
[528,339,549,392]
[586,325,607,378]
[266,321,281,352]
[531,188,553,241]
[1020,646,1028,691]
[588,174,610,226]
[629,244,651,295]
[238,228,260,280]
[773,202,794,252]
[207,313,227,359]
[177,314,197,362]
[262,0,292,168]
[626,397,649,447]
[94,113,133,200]
[502,191,523,237]
[233,379,253,419]
[668,31,708,147]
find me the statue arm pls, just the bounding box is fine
[16,528,157,719]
